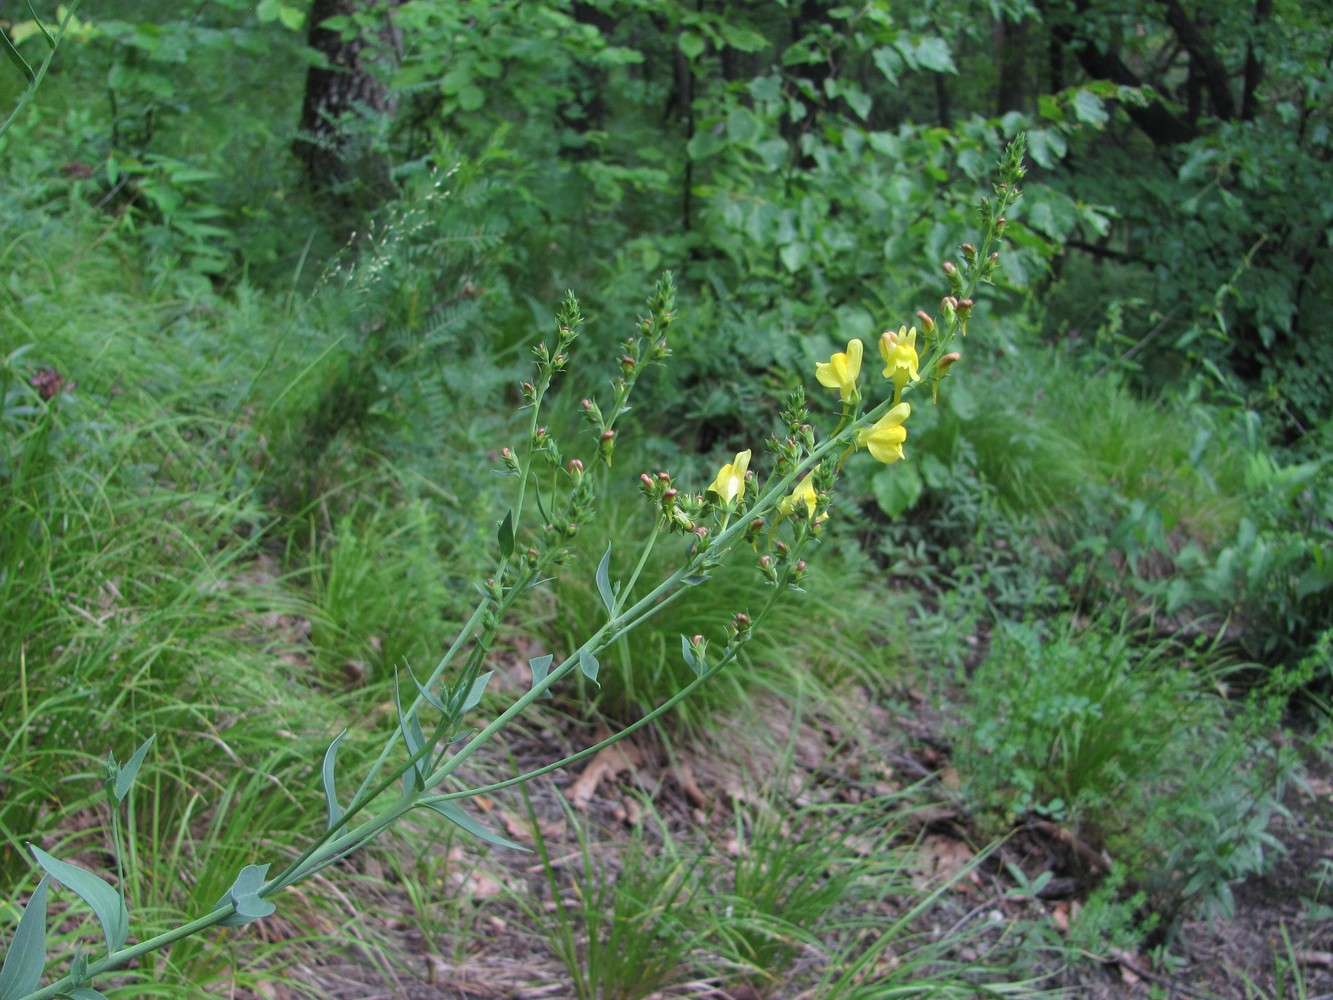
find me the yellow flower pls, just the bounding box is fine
[707,449,751,504]
[815,339,863,402]
[857,403,910,464]
[878,326,920,391]
[778,472,818,519]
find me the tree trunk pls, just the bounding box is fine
[296,0,403,202]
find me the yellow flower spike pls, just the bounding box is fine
[707,449,751,505]
[815,338,863,402]
[777,472,818,519]
[857,402,911,464]
[878,326,920,392]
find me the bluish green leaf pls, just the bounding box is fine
[681,574,709,587]
[578,649,600,688]
[595,543,615,614]
[528,654,554,694]
[0,875,49,999]
[680,635,703,677]
[214,864,276,927]
[420,800,528,851]
[112,735,155,804]
[394,674,427,788]
[321,730,347,830]
[460,671,493,714]
[29,848,127,955]
[497,508,514,559]
[405,661,446,712]
[67,989,110,1000]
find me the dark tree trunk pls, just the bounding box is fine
[1051,0,1197,147]
[296,0,403,201]
[1240,0,1273,121]
[994,15,1029,115]
[1157,0,1235,120]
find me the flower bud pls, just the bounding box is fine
[915,310,935,335]
[961,242,976,261]
[581,398,594,411]
[942,261,957,276]
[662,487,678,508]
[620,355,636,372]
[939,351,961,376]
[568,458,584,480]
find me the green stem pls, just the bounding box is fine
[19,903,238,1000]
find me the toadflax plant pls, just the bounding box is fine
[0,142,1027,999]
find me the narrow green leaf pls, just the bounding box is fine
[578,649,600,688]
[29,848,127,955]
[112,735,155,804]
[67,989,110,1000]
[497,508,514,559]
[420,800,528,852]
[0,875,49,1000]
[528,654,554,696]
[321,730,347,830]
[405,660,445,711]
[23,3,55,49]
[681,574,710,587]
[680,635,699,676]
[460,671,493,714]
[595,543,615,613]
[393,674,427,787]
[214,864,276,927]
[1,29,36,85]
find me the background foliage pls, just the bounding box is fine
[2,0,1331,994]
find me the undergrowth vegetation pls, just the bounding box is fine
[3,1,1332,997]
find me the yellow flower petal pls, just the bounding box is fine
[815,338,864,401]
[778,472,818,519]
[878,326,920,387]
[707,449,752,504]
[856,402,911,464]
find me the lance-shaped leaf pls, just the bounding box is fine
[0,875,50,1000]
[420,800,528,852]
[321,730,348,830]
[1,30,35,85]
[680,635,703,677]
[112,735,155,804]
[528,654,554,697]
[24,3,56,50]
[394,672,428,789]
[405,660,445,712]
[595,543,615,613]
[29,848,127,955]
[497,508,515,559]
[460,671,493,714]
[213,864,276,927]
[578,649,600,688]
[66,989,110,1000]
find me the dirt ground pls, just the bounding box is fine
[269,675,1333,1000]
